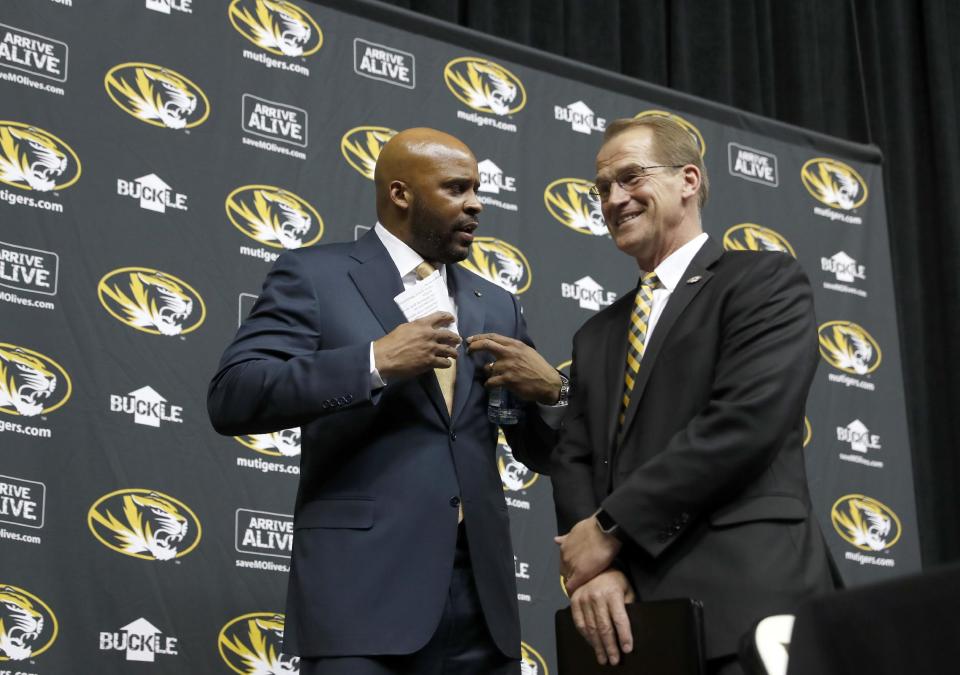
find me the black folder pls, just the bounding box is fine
[555,598,706,675]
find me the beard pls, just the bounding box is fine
[409,199,475,264]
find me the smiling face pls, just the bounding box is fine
[594,126,703,270]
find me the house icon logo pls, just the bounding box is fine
[554,100,606,135]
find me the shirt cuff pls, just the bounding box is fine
[370,342,387,390]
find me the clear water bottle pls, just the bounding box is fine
[487,386,522,425]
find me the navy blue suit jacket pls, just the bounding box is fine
[208,231,554,658]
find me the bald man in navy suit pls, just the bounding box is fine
[209,128,564,675]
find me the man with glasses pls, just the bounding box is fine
[552,116,837,674]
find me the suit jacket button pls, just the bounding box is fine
[450,496,461,508]
[345,394,353,402]
[337,396,346,405]
[450,432,457,441]
[321,401,329,409]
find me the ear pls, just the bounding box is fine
[680,165,701,201]
[389,180,411,210]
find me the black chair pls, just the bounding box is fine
[741,563,960,675]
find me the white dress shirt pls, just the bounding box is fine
[640,232,709,351]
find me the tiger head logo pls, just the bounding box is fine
[831,494,901,552]
[88,489,201,561]
[722,224,796,257]
[818,321,881,375]
[235,427,301,457]
[801,158,868,210]
[104,63,209,130]
[340,126,397,180]
[219,612,300,675]
[0,344,70,418]
[444,57,526,116]
[634,110,706,157]
[544,178,607,236]
[0,586,46,661]
[0,347,56,418]
[226,186,323,250]
[98,267,205,336]
[458,237,531,294]
[228,0,323,57]
[0,122,80,192]
[497,430,537,491]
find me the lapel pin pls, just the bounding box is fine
[686,275,702,285]
[474,289,483,297]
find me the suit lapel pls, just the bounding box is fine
[616,237,724,446]
[348,231,406,334]
[602,294,635,456]
[448,265,484,424]
[347,231,448,423]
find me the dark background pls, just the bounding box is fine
[381,0,960,567]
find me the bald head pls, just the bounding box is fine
[373,127,482,264]
[374,128,474,208]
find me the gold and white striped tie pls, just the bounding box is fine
[620,272,661,427]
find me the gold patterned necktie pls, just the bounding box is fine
[620,272,661,427]
[415,262,456,416]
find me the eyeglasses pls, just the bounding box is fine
[589,165,684,201]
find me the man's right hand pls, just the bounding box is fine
[569,568,636,666]
[373,312,460,381]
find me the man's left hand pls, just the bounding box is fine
[466,333,562,404]
[569,569,636,666]
[555,515,621,593]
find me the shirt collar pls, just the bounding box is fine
[648,232,709,292]
[374,222,445,280]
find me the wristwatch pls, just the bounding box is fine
[555,373,570,406]
[594,508,621,538]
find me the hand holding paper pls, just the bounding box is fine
[393,270,459,335]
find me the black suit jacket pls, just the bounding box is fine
[552,236,835,659]
[208,231,554,658]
